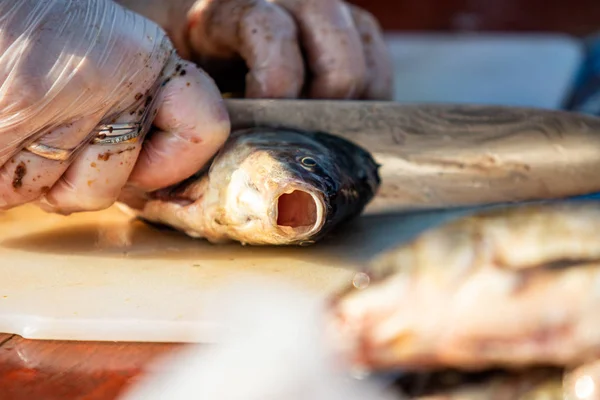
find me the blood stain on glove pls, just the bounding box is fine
[12,162,27,190]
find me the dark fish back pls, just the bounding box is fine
[302,129,381,242]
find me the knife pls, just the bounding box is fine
[225,99,600,212]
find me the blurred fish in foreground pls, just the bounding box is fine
[332,202,600,372]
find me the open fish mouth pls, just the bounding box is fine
[272,186,326,243]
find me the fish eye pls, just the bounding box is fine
[300,156,317,168]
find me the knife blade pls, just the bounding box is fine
[225,99,600,212]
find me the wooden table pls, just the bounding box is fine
[0,333,182,400]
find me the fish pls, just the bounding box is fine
[395,366,597,400]
[329,201,600,372]
[119,127,380,246]
[397,368,564,400]
[395,360,600,399]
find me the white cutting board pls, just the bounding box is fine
[0,204,469,342]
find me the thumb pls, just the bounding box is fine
[127,57,230,191]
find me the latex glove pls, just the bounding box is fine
[115,0,394,100]
[0,0,230,214]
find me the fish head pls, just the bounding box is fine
[211,127,380,245]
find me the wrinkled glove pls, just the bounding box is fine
[0,0,230,214]
[116,0,394,100]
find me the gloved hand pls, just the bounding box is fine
[116,0,394,100]
[0,0,230,214]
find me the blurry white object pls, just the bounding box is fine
[119,276,400,400]
[385,33,583,109]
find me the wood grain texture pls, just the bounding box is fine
[0,335,181,400]
[348,0,600,36]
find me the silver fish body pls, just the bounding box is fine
[121,127,380,246]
